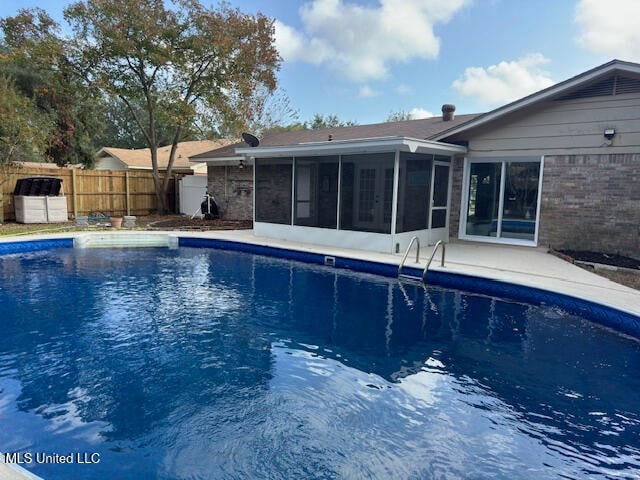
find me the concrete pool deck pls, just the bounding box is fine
[0,229,639,479]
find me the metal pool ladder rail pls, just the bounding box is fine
[397,238,446,283]
[397,236,420,280]
[422,240,445,281]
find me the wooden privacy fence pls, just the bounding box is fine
[1,167,178,222]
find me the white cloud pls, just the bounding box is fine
[396,84,412,94]
[358,85,380,98]
[575,0,640,61]
[408,108,434,119]
[274,20,331,64]
[274,0,471,82]
[452,54,555,106]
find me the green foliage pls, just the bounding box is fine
[309,113,357,129]
[386,109,413,122]
[0,8,104,167]
[0,74,55,166]
[96,97,196,149]
[266,113,357,133]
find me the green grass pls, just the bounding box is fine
[0,222,80,236]
[0,217,158,237]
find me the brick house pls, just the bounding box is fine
[193,60,640,257]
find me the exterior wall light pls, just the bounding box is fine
[604,128,616,140]
[238,158,245,169]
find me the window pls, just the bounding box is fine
[501,162,540,241]
[465,163,502,237]
[255,158,293,224]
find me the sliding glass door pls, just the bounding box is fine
[463,158,542,244]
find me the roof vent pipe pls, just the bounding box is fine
[442,104,456,121]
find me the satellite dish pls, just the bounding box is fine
[242,132,260,147]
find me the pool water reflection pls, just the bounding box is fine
[0,247,639,479]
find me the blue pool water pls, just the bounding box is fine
[0,247,639,479]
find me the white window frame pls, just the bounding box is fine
[458,156,544,247]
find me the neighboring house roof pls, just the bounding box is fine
[191,113,480,161]
[435,59,640,141]
[18,162,84,169]
[97,140,233,171]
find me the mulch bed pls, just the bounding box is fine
[147,217,252,231]
[557,250,640,270]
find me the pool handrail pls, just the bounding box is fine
[397,236,420,278]
[422,240,446,281]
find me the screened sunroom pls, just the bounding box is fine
[237,137,466,253]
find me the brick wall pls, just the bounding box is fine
[448,157,465,240]
[207,165,253,220]
[539,154,640,256]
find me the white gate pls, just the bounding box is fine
[179,176,208,216]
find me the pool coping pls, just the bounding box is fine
[0,455,42,480]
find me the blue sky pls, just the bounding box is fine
[2,0,639,125]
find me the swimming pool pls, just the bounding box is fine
[1,245,639,479]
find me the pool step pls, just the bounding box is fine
[73,233,179,249]
[398,273,424,284]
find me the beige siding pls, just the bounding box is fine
[458,93,640,156]
[95,157,127,170]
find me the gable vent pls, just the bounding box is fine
[614,75,640,94]
[556,75,640,101]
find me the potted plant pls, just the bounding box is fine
[110,216,123,229]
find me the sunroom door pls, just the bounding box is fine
[353,162,394,233]
[428,161,450,244]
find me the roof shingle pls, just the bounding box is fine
[191,114,480,160]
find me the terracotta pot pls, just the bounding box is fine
[110,217,123,229]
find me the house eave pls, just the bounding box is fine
[235,136,467,157]
[434,59,640,141]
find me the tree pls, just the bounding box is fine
[0,74,54,166]
[64,0,280,213]
[266,113,357,133]
[96,97,193,149]
[309,113,357,129]
[0,74,55,223]
[386,110,413,122]
[234,86,299,137]
[0,8,103,167]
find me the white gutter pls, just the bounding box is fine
[235,136,467,157]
